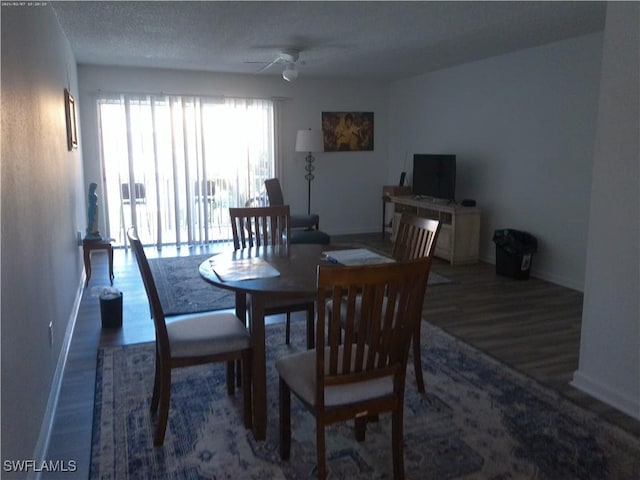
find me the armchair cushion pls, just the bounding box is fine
[290,229,330,245]
[291,213,320,230]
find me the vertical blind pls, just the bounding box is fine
[97,94,275,247]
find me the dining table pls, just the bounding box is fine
[199,243,332,440]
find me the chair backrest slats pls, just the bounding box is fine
[122,183,146,203]
[392,213,441,262]
[229,205,291,251]
[195,180,215,198]
[127,228,170,351]
[316,258,430,400]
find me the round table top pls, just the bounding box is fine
[199,244,332,297]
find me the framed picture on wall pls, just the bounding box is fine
[321,111,374,152]
[64,88,78,151]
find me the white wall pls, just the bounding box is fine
[572,3,640,420]
[77,66,390,237]
[1,4,85,463]
[388,33,603,290]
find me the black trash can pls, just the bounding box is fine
[493,229,538,280]
[100,291,123,328]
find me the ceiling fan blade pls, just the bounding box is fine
[245,49,302,75]
[254,57,281,74]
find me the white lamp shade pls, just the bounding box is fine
[295,129,324,153]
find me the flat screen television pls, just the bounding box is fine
[412,154,456,202]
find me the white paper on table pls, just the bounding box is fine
[210,257,280,282]
[322,248,395,266]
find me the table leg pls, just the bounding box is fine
[83,247,91,287]
[382,196,387,239]
[107,245,114,285]
[249,293,267,441]
[235,291,248,387]
[306,307,315,350]
[235,291,247,326]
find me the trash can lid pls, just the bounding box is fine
[492,229,537,253]
[100,292,121,300]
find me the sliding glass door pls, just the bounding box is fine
[98,95,274,247]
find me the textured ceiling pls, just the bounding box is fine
[51,1,606,81]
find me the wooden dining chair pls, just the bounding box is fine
[276,258,431,480]
[194,179,217,228]
[331,213,440,393]
[391,213,441,393]
[228,205,316,347]
[127,227,253,446]
[229,204,290,250]
[121,182,146,205]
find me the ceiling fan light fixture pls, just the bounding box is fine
[282,64,298,82]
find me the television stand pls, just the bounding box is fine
[411,195,453,204]
[388,195,481,265]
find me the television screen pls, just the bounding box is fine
[412,154,456,201]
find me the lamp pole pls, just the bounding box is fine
[305,152,315,215]
[295,128,323,215]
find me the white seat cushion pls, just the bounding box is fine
[275,345,394,407]
[166,312,251,358]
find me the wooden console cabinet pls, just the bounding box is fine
[388,195,481,265]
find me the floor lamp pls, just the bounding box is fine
[295,128,324,215]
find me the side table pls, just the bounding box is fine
[83,239,114,287]
[382,185,411,239]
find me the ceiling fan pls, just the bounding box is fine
[246,48,305,82]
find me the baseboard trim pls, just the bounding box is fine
[30,272,85,480]
[571,370,640,421]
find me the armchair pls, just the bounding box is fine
[265,178,319,230]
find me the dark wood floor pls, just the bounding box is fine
[44,233,640,478]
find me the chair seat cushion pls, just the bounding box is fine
[291,213,319,230]
[275,346,394,407]
[290,230,330,245]
[167,312,251,358]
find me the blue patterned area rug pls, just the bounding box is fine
[90,322,639,479]
[148,254,236,315]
